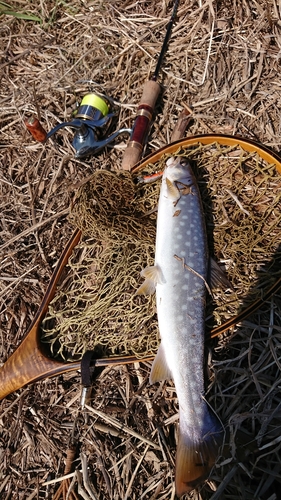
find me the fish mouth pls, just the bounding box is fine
[165,156,193,184]
[166,156,188,167]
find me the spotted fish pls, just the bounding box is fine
[138,156,224,496]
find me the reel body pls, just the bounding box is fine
[25,93,131,158]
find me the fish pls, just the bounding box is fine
[137,156,224,497]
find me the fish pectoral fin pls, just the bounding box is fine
[136,265,165,296]
[149,344,172,384]
[165,177,180,201]
[208,257,233,291]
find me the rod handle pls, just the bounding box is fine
[121,80,161,170]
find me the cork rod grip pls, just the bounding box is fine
[121,80,161,170]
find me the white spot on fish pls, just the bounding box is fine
[189,335,197,343]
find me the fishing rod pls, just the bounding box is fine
[121,0,181,170]
[25,2,180,162]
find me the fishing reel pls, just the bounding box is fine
[25,93,131,158]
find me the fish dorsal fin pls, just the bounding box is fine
[165,177,179,201]
[209,257,233,291]
[149,344,172,384]
[136,265,164,296]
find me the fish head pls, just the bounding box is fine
[165,156,194,184]
[163,156,194,202]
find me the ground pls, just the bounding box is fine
[1,1,281,499]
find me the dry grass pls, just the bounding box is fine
[1,0,281,499]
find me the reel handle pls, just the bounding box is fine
[25,116,48,142]
[121,80,161,170]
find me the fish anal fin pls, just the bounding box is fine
[175,420,224,497]
[149,344,172,384]
[209,257,233,291]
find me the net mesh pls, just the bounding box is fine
[41,143,281,360]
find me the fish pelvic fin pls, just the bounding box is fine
[175,418,224,497]
[149,344,172,384]
[136,265,164,296]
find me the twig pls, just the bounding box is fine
[0,208,69,252]
[201,19,214,84]
[225,189,250,216]
[209,465,239,500]
[124,445,149,500]
[174,254,212,296]
[52,446,79,500]
[0,266,38,299]
[80,453,99,500]
[0,389,29,419]
[170,107,192,142]
[43,473,77,487]
[76,471,93,500]
[85,405,160,450]
[0,38,54,70]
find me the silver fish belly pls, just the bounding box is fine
[138,156,224,496]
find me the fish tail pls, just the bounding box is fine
[175,416,224,497]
